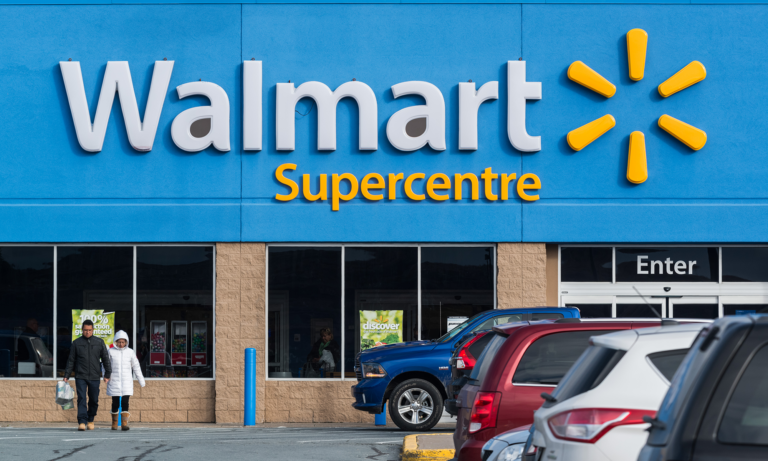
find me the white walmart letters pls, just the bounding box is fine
[243,60,262,151]
[458,81,498,150]
[386,81,446,151]
[507,61,542,152]
[171,81,231,152]
[60,60,544,154]
[60,60,174,152]
[276,80,378,151]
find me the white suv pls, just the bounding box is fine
[528,322,708,461]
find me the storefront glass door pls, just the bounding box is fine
[719,296,768,316]
[564,295,721,319]
[616,296,665,318]
[668,296,719,319]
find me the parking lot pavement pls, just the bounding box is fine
[0,425,454,461]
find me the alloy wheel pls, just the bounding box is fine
[397,388,434,424]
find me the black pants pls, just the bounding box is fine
[111,396,130,413]
[75,379,100,424]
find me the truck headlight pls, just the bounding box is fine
[498,443,524,461]
[362,363,387,378]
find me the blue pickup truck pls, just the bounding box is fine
[351,307,581,430]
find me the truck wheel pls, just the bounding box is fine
[389,379,443,431]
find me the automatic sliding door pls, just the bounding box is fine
[720,296,768,316]
[562,296,614,318]
[616,297,665,318]
[669,297,719,319]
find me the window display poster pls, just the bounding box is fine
[360,310,403,351]
[71,309,115,347]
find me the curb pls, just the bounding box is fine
[401,434,455,461]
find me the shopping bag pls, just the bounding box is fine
[318,350,335,369]
[56,381,74,410]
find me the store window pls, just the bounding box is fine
[267,245,495,380]
[57,247,133,377]
[561,247,612,282]
[136,247,214,378]
[345,247,418,375]
[722,247,768,282]
[421,247,494,339]
[0,247,54,378]
[268,247,342,379]
[0,245,215,380]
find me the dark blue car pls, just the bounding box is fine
[351,307,581,430]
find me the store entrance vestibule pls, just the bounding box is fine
[559,245,768,319]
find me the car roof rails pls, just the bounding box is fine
[554,318,581,323]
[661,319,679,327]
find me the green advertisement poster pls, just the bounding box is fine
[360,310,403,351]
[71,310,115,347]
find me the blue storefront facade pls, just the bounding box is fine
[1,0,768,424]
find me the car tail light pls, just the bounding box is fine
[521,444,538,461]
[548,408,656,443]
[457,332,488,370]
[469,391,501,433]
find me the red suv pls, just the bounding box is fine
[453,318,663,461]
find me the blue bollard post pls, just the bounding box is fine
[375,403,386,426]
[244,348,256,426]
[117,396,122,427]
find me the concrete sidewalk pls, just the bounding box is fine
[401,433,455,461]
[1,421,457,429]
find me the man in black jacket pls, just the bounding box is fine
[63,320,111,431]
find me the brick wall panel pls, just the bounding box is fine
[140,410,165,423]
[152,398,177,410]
[188,409,215,422]
[497,243,547,311]
[164,410,188,422]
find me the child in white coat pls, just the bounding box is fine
[107,330,145,431]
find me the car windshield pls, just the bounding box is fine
[469,333,504,384]
[433,311,487,343]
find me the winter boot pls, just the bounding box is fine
[78,423,86,431]
[111,413,119,430]
[121,412,130,431]
[87,422,94,430]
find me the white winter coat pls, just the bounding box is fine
[106,331,145,397]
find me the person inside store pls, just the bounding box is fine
[16,318,41,366]
[63,320,112,431]
[22,318,40,338]
[304,327,340,377]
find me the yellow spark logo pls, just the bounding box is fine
[566,29,707,184]
[373,315,389,324]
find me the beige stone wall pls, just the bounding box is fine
[264,380,375,424]
[215,243,266,424]
[497,243,548,308]
[0,380,213,423]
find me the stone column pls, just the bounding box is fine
[497,243,547,308]
[215,243,266,424]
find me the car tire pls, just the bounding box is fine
[389,378,444,431]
